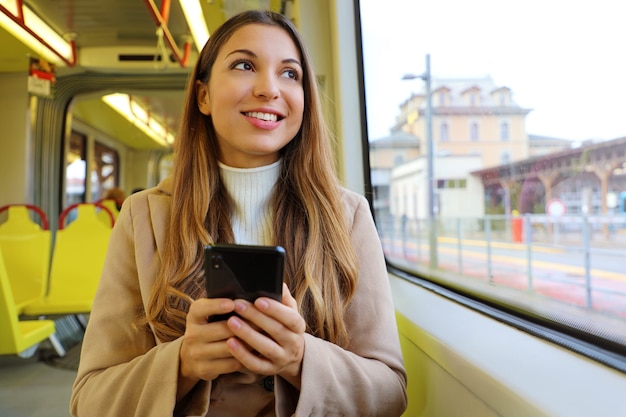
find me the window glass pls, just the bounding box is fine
[91,142,120,201]
[500,121,509,141]
[65,131,86,206]
[440,122,449,142]
[360,0,626,353]
[158,153,174,183]
[470,122,479,141]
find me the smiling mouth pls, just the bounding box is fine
[243,111,283,122]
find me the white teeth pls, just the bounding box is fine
[245,111,278,122]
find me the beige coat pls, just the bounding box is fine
[70,177,407,417]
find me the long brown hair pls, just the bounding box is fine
[144,10,358,347]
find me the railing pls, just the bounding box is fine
[378,214,626,320]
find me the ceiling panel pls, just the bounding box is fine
[1,0,286,150]
[0,26,32,72]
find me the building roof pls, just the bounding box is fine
[471,136,626,184]
[370,131,420,149]
[528,134,572,144]
[401,75,527,109]
[392,76,532,131]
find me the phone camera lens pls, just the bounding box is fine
[212,254,222,269]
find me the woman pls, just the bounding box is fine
[70,10,407,417]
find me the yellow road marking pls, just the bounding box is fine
[438,236,561,254]
[397,238,626,283]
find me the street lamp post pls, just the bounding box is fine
[402,54,438,268]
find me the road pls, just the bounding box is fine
[381,235,626,318]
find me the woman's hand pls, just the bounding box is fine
[178,298,243,400]
[225,283,306,389]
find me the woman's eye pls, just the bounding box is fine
[281,69,299,80]
[233,61,253,71]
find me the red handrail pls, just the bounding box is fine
[0,204,50,230]
[142,0,192,67]
[58,202,115,230]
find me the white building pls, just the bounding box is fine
[391,154,485,223]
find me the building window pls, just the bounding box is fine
[437,179,468,189]
[500,150,511,164]
[500,121,509,141]
[438,91,446,106]
[440,121,449,142]
[470,122,479,141]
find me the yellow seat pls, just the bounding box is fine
[97,199,119,226]
[22,204,112,316]
[0,206,52,313]
[0,247,55,357]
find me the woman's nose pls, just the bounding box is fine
[253,73,279,100]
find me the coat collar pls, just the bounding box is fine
[147,176,174,257]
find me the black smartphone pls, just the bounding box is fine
[204,244,285,311]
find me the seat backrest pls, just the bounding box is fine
[0,248,55,356]
[97,199,119,226]
[0,205,44,233]
[0,246,25,353]
[0,206,52,309]
[47,204,112,301]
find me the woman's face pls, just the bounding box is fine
[196,24,304,168]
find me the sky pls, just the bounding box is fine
[359,0,626,142]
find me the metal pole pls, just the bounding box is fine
[525,214,533,292]
[456,218,463,274]
[424,54,438,268]
[401,55,438,268]
[486,216,493,284]
[583,216,592,307]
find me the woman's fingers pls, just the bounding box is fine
[225,296,305,378]
[180,298,242,382]
[188,297,236,326]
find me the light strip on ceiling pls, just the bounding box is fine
[178,0,209,51]
[0,0,75,66]
[102,93,175,148]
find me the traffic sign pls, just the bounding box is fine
[546,198,566,216]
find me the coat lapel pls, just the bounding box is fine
[147,178,173,258]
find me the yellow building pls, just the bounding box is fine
[396,76,532,169]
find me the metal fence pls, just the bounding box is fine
[378,214,626,318]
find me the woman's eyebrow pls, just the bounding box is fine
[282,58,302,68]
[226,48,256,59]
[225,49,302,68]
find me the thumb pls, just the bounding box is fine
[282,282,298,309]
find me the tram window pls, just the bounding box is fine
[65,131,87,206]
[92,142,120,201]
[359,0,626,361]
[158,153,174,183]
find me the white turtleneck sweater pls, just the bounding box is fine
[218,159,281,245]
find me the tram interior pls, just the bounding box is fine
[1,1,288,416]
[2,1,626,417]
